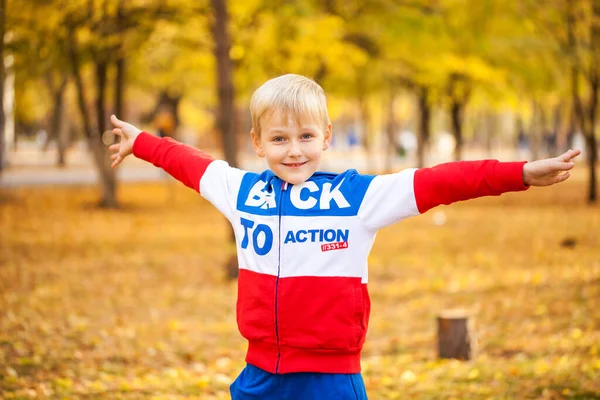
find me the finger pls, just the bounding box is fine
[110,114,123,129]
[554,160,575,171]
[556,171,570,183]
[111,156,122,169]
[112,129,124,143]
[111,153,118,161]
[557,150,572,162]
[558,149,581,162]
[109,144,120,152]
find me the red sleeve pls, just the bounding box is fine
[132,132,214,193]
[413,160,529,214]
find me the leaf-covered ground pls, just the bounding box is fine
[1,170,599,399]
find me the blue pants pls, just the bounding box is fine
[230,363,368,400]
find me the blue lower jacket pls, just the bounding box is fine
[230,363,368,400]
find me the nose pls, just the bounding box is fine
[287,140,302,158]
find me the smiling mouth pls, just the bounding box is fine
[283,161,308,168]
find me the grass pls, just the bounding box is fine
[1,168,599,399]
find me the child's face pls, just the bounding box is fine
[251,108,331,185]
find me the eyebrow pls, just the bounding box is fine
[267,126,318,134]
[267,128,289,135]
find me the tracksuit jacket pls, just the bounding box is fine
[133,132,529,375]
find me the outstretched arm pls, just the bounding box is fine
[109,115,214,192]
[414,149,581,214]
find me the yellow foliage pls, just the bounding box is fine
[1,173,599,398]
[467,368,480,380]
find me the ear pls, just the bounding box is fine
[251,129,265,157]
[322,124,332,151]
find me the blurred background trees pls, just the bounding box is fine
[2,0,598,204]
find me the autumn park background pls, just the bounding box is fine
[1,0,600,399]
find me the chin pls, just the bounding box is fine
[276,170,313,185]
[286,176,309,185]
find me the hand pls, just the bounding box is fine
[109,114,143,168]
[523,149,581,186]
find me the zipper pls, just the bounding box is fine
[274,180,287,373]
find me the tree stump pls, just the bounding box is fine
[437,309,476,360]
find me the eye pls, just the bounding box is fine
[272,136,285,142]
[301,133,314,140]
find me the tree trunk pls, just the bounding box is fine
[89,142,117,207]
[587,132,598,202]
[585,72,598,202]
[359,95,371,153]
[57,99,70,167]
[447,74,471,162]
[587,0,599,203]
[385,87,397,173]
[96,62,107,137]
[417,87,431,168]
[530,101,543,161]
[211,0,238,168]
[115,0,125,119]
[67,25,93,141]
[567,0,598,203]
[484,112,497,158]
[212,0,238,280]
[357,79,371,158]
[52,77,68,167]
[450,99,464,161]
[115,58,125,119]
[93,60,117,208]
[551,104,561,155]
[314,62,327,86]
[68,23,117,208]
[0,0,6,173]
[225,226,238,279]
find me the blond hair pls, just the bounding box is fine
[250,74,331,137]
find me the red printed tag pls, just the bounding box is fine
[321,241,349,252]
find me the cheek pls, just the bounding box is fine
[264,147,285,163]
[306,143,323,158]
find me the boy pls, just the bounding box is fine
[109,74,580,399]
